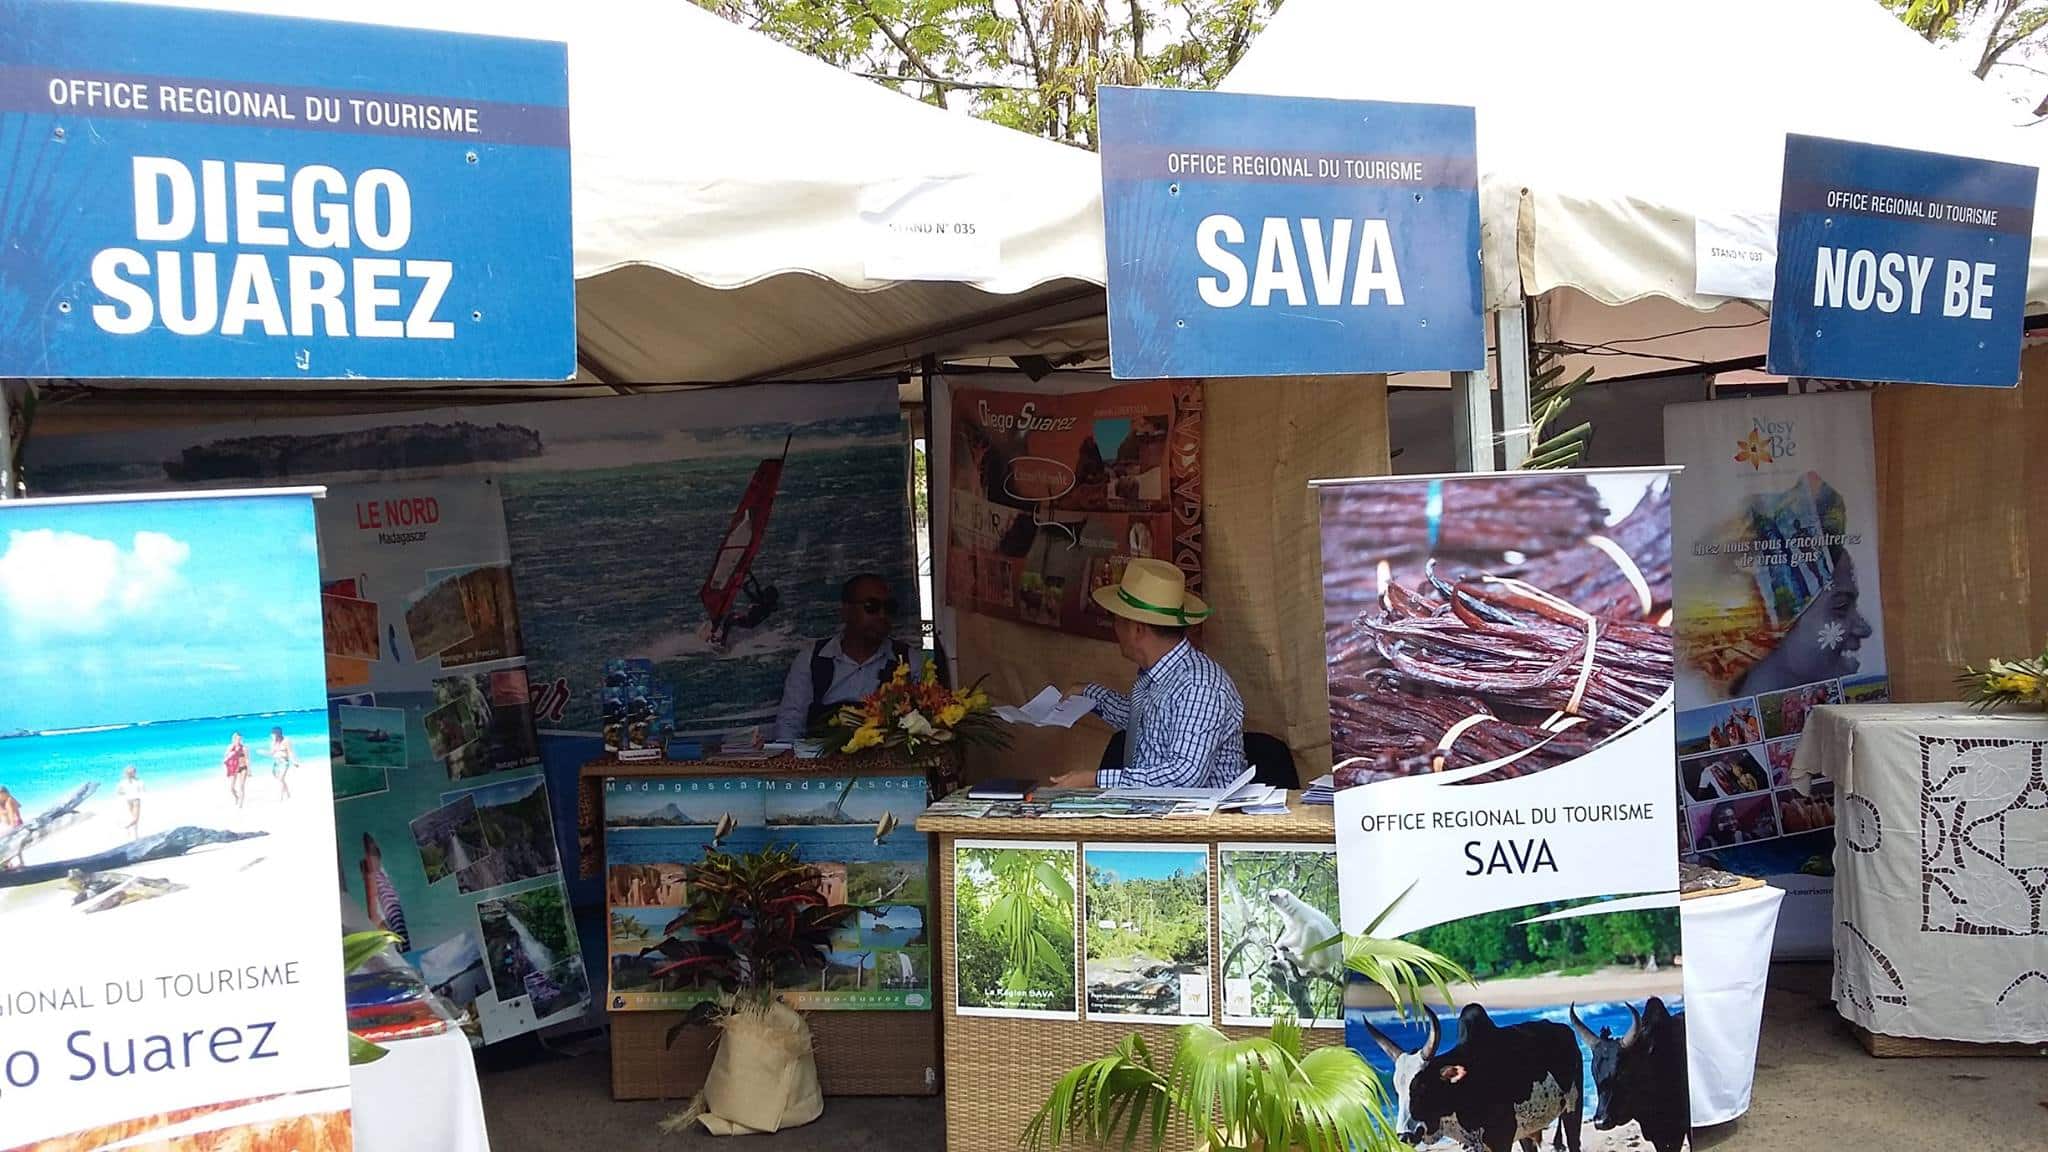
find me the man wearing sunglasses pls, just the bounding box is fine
[774,573,926,742]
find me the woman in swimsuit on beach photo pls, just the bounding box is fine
[268,726,296,801]
[224,732,252,808]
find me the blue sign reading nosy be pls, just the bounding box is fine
[0,0,574,381]
[1097,86,1483,379]
[1767,134,2038,388]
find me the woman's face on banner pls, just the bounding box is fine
[1738,550,1872,694]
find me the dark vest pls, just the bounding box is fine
[806,637,915,734]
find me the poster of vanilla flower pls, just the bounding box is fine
[0,491,351,1152]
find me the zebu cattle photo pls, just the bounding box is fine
[1380,1003,1585,1152]
[1573,998,1690,1152]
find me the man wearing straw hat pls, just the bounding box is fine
[1056,558,1248,789]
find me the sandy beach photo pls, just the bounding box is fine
[0,492,350,1152]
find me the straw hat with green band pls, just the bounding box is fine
[1092,558,1211,627]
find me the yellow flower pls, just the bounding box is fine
[1994,673,2040,695]
[892,662,911,685]
[844,725,883,753]
[923,658,938,683]
[938,702,967,728]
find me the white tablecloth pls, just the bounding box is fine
[351,1027,492,1152]
[1796,703,2048,1044]
[1681,884,1785,1126]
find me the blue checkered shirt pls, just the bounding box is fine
[1082,640,1247,789]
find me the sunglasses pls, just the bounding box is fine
[847,597,899,616]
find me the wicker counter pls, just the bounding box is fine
[917,794,1343,1152]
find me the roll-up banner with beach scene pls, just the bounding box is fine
[316,477,586,1043]
[0,490,352,1152]
[1665,392,1884,957]
[1318,469,1694,1152]
[952,840,1079,1019]
[602,774,932,1012]
[1081,843,1211,1024]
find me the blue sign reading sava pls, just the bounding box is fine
[0,0,574,381]
[1097,87,1483,379]
[1767,134,2037,388]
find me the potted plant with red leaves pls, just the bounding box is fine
[656,843,855,1136]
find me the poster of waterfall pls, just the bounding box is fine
[1665,392,1885,956]
[317,477,586,1043]
[0,491,353,1152]
[1319,469,1692,1152]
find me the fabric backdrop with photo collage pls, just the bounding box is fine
[946,375,1203,640]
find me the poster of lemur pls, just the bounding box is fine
[1319,469,1693,1152]
[946,376,1203,639]
[1665,392,1883,957]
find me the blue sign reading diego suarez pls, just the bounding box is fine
[0,0,574,381]
[1098,87,1483,379]
[1767,134,2038,388]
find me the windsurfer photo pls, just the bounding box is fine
[697,436,791,652]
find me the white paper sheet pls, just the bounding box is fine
[994,686,1097,728]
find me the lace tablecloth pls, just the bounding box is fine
[1795,703,2048,1043]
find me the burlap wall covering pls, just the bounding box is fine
[951,376,1391,785]
[1872,343,2048,700]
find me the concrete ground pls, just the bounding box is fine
[480,963,2046,1152]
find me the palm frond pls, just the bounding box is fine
[1345,934,1471,1017]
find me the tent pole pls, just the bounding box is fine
[1450,367,1495,472]
[0,381,16,501]
[1496,301,1533,469]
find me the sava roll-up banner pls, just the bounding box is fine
[317,477,588,1042]
[1664,392,1885,958]
[0,490,352,1151]
[1319,469,1693,1152]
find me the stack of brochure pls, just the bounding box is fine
[1303,774,1335,805]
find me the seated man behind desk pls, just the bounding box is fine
[1054,559,1247,790]
[775,574,919,743]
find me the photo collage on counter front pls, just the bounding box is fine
[948,840,1345,1026]
[604,775,932,1012]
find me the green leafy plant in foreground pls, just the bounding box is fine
[1024,890,1468,1152]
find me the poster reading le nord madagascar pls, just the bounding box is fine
[1319,469,1694,1152]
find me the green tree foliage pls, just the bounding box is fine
[1084,860,1208,966]
[694,0,1285,146]
[1408,901,1682,981]
[1883,0,2048,114]
[956,846,1078,1009]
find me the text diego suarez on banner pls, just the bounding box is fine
[1097,87,1483,379]
[0,0,573,381]
[1766,134,2037,388]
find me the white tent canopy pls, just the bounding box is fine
[1224,0,2048,315]
[121,0,1109,385]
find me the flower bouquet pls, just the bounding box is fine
[1954,643,2048,710]
[825,661,1009,757]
